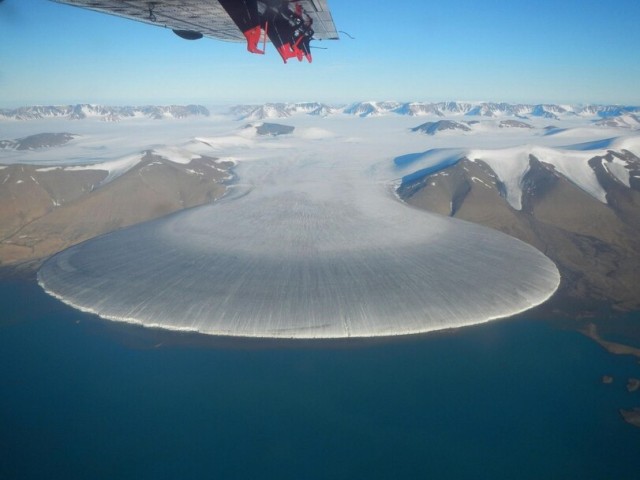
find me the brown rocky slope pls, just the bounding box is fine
[398,151,640,314]
[0,152,233,267]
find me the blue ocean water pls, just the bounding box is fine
[1,278,639,480]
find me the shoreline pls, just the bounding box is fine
[579,323,640,360]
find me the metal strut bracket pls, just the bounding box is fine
[147,2,158,22]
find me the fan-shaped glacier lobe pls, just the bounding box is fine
[38,172,561,339]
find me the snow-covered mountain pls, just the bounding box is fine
[393,102,444,116]
[229,103,292,120]
[243,122,295,136]
[229,102,337,120]
[499,120,534,129]
[0,104,209,121]
[411,120,471,135]
[4,102,639,123]
[342,101,402,117]
[229,101,640,120]
[595,114,640,129]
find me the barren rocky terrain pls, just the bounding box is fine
[0,152,232,267]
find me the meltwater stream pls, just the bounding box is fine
[38,145,560,338]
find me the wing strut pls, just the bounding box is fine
[218,0,314,63]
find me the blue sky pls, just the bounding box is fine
[1,0,639,106]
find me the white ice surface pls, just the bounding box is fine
[151,147,201,164]
[613,135,640,153]
[604,160,631,187]
[470,145,614,208]
[64,153,145,183]
[469,146,533,210]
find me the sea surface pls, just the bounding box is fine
[1,277,639,480]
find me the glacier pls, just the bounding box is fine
[38,180,560,338]
[36,114,563,338]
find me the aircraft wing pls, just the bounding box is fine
[297,0,339,40]
[50,0,339,42]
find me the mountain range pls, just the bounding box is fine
[229,101,640,121]
[3,102,639,124]
[0,104,210,121]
